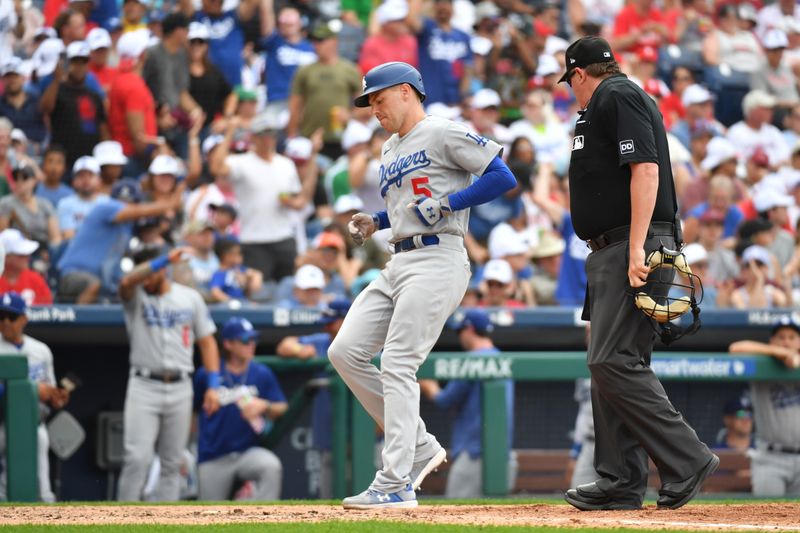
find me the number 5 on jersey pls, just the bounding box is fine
[412,177,432,198]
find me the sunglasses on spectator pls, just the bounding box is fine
[12,169,34,181]
[190,39,207,45]
[486,280,507,288]
[236,337,256,344]
[673,75,692,81]
[0,311,22,321]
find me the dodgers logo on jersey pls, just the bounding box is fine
[142,304,193,328]
[379,150,432,198]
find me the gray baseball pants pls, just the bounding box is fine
[329,236,470,494]
[198,447,282,500]
[572,439,599,488]
[444,451,518,498]
[117,376,192,501]
[751,444,800,496]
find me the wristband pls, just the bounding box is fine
[373,210,390,230]
[207,371,221,389]
[149,255,170,272]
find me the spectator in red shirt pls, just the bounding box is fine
[0,229,53,305]
[358,1,418,74]
[612,0,672,55]
[87,27,118,94]
[108,29,158,174]
[660,66,694,130]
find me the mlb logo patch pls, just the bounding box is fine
[619,139,635,154]
[603,51,611,58]
[572,135,584,151]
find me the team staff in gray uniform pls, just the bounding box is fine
[729,318,800,496]
[0,292,68,502]
[568,378,598,489]
[116,247,221,501]
[330,62,516,509]
[559,37,717,511]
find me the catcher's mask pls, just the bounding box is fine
[633,245,703,346]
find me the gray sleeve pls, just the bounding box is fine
[442,121,503,176]
[192,289,217,339]
[0,197,12,218]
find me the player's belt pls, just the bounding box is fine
[133,368,191,383]
[393,234,440,253]
[766,443,800,454]
[587,222,675,252]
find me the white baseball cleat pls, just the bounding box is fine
[342,484,418,510]
[410,447,447,490]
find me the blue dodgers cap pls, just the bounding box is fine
[0,292,26,315]
[454,309,494,334]
[770,316,800,337]
[221,317,260,342]
[111,178,143,203]
[319,299,351,325]
[723,396,753,416]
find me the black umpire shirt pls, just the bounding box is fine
[568,73,677,241]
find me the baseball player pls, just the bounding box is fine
[116,246,221,501]
[0,292,67,502]
[729,318,800,496]
[328,61,516,509]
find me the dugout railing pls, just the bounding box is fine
[255,352,800,499]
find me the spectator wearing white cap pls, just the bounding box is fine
[754,0,800,42]
[86,27,117,94]
[141,154,184,240]
[0,229,52,305]
[509,89,571,167]
[277,263,327,308]
[260,2,315,112]
[210,109,308,283]
[467,88,513,149]
[0,57,47,151]
[669,84,724,149]
[750,29,799,120]
[753,186,796,267]
[478,258,524,308]
[93,140,128,195]
[679,242,717,308]
[282,131,323,256]
[40,40,109,169]
[727,90,791,168]
[108,29,159,176]
[324,120,373,204]
[358,0,417,74]
[485,222,535,305]
[0,164,61,258]
[57,155,106,241]
[184,135,238,229]
[730,244,787,309]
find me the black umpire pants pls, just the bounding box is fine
[583,233,712,505]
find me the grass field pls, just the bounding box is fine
[0,499,797,533]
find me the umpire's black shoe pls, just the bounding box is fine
[564,483,642,511]
[657,454,720,510]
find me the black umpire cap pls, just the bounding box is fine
[558,36,615,83]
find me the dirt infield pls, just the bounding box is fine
[1,503,799,531]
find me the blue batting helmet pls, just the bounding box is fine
[354,62,426,108]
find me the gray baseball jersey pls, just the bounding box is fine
[379,115,502,241]
[122,283,216,373]
[750,382,800,447]
[0,335,56,387]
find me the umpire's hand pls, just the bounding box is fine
[628,246,649,288]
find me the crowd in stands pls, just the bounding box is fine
[1,0,799,310]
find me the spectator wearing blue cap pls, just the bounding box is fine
[56,177,184,303]
[194,316,287,501]
[276,299,351,498]
[0,292,69,502]
[729,319,800,496]
[418,308,516,498]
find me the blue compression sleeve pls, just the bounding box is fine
[372,210,391,230]
[447,156,517,212]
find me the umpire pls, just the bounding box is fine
[560,37,718,511]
